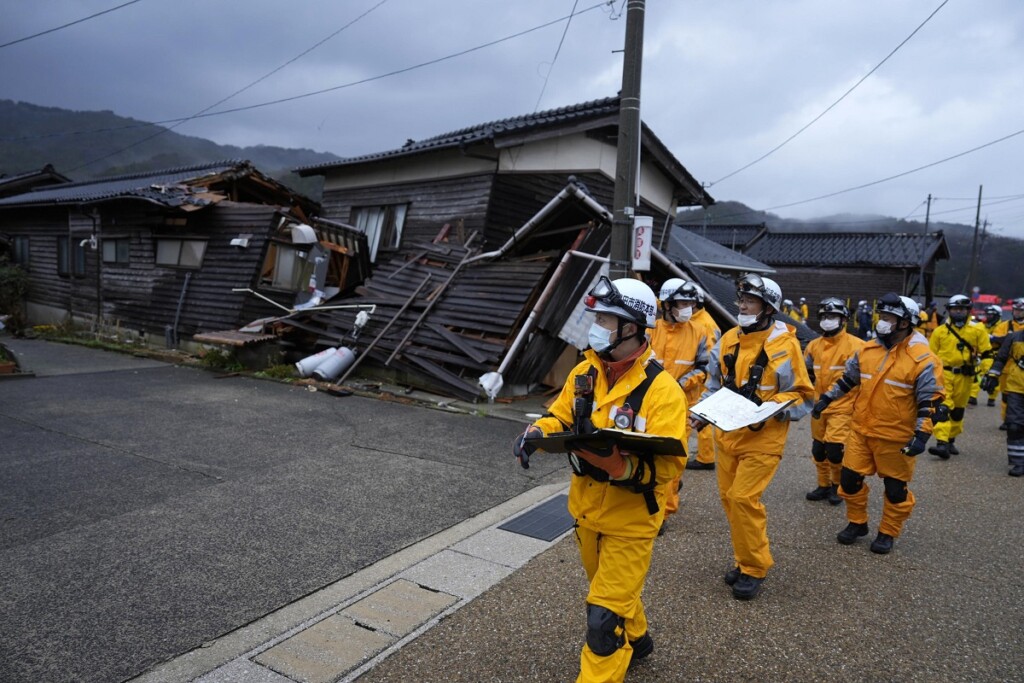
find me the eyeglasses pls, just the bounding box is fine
[736,273,764,296]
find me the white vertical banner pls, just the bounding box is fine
[632,215,653,272]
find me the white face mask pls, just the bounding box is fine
[876,320,894,336]
[588,323,614,353]
[737,313,760,328]
[673,306,693,323]
[819,318,841,332]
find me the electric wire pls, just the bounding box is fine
[708,0,950,187]
[0,0,145,50]
[8,1,611,146]
[68,0,391,173]
[534,0,580,113]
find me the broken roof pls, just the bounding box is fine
[744,231,949,268]
[679,223,767,251]
[0,160,317,213]
[295,96,712,206]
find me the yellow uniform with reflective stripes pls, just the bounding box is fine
[703,321,814,578]
[929,321,992,442]
[690,308,722,465]
[804,330,865,487]
[531,345,686,683]
[971,320,1001,400]
[650,318,710,514]
[994,320,1024,417]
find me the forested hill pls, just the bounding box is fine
[678,201,1024,301]
[0,99,340,200]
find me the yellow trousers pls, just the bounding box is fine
[695,424,717,464]
[933,372,973,442]
[715,449,781,578]
[811,411,850,487]
[840,431,917,537]
[574,526,654,683]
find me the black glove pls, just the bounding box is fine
[901,431,929,456]
[980,374,999,394]
[513,426,542,469]
[932,404,950,423]
[811,396,832,419]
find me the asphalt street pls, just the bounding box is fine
[0,339,563,683]
[2,338,1023,682]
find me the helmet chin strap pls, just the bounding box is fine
[598,319,639,358]
[741,308,774,333]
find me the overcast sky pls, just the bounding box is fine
[2,0,1022,236]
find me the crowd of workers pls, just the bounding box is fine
[512,273,1024,683]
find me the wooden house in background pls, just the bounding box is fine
[0,160,370,344]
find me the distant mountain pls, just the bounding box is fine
[0,99,341,200]
[677,201,1024,301]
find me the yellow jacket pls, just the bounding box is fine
[824,331,944,441]
[532,346,687,538]
[990,329,1024,394]
[994,319,1024,346]
[650,318,711,396]
[803,330,866,413]
[703,320,814,455]
[691,307,722,345]
[929,321,993,375]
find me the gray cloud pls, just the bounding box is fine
[2,0,1021,235]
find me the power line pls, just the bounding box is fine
[0,0,145,50]
[708,0,949,187]
[534,0,580,113]
[8,1,612,146]
[69,0,391,172]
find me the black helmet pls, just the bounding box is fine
[877,292,919,322]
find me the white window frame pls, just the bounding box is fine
[156,238,207,268]
[351,203,408,262]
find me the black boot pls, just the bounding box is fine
[929,441,950,459]
[837,521,869,545]
[948,439,960,456]
[686,459,715,470]
[968,396,978,406]
[1010,464,1024,477]
[628,633,654,668]
[827,485,842,506]
[870,532,894,554]
[987,398,996,407]
[806,485,831,501]
[731,573,764,600]
[1000,422,1008,431]
[723,566,741,586]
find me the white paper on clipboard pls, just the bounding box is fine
[689,387,794,432]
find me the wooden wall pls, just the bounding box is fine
[767,266,908,327]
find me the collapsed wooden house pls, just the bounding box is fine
[0,160,370,343]
[272,95,738,399]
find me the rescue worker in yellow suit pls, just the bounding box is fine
[650,279,711,523]
[981,326,1024,476]
[813,294,945,554]
[513,276,686,682]
[687,283,722,470]
[689,274,814,600]
[798,297,810,323]
[921,301,941,339]
[970,304,1003,406]
[780,298,801,323]
[927,294,992,458]
[803,298,865,505]
[993,298,1024,428]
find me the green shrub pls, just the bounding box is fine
[0,263,29,333]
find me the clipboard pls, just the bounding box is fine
[526,429,687,457]
[689,387,795,432]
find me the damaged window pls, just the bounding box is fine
[259,242,313,292]
[102,238,130,265]
[156,239,206,268]
[57,236,87,278]
[352,203,407,262]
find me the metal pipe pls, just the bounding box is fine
[494,249,609,376]
[652,247,736,326]
[465,183,612,264]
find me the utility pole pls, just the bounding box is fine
[917,193,931,298]
[964,185,983,293]
[609,0,645,279]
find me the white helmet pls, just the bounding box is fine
[737,273,782,312]
[783,299,794,307]
[947,294,971,310]
[900,296,920,319]
[1013,297,1024,311]
[586,276,657,328]
[659,278,701,303]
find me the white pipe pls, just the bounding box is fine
[466,183,613,264]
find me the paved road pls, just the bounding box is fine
[361,398,1024,682]
[0,339,563,683]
